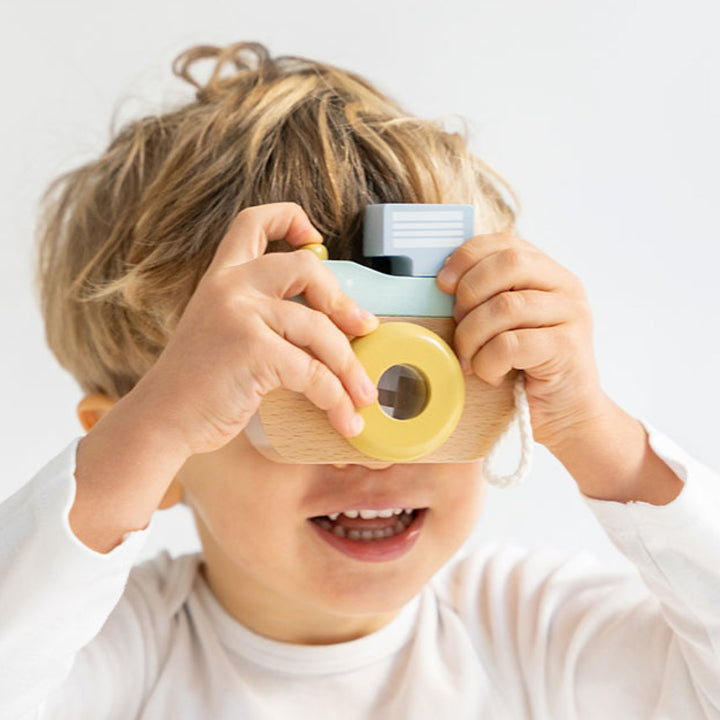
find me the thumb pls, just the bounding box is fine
[207,202,323,271]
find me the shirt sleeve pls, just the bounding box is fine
[452,422,720,720]
[575,422,720,718]
[0,440,150,720]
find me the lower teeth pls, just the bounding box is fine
[314,511,416,540]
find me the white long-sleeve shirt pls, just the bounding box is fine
[1,423,719,719]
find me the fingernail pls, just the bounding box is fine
[348,413,364,436]
[437,266,457,287]
[354,306,377,325]
[459,357,472,374]
[361,377,377,401]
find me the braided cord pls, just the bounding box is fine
[482,373,534,488]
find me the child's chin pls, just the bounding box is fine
[318,570,427,618]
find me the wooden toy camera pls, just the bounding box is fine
[245,204,518,464]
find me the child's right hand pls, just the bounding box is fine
[131,202,379,459]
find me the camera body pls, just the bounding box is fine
[245,204,517,464]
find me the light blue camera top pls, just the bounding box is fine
[325,203,474,316]
[325,261,453,316]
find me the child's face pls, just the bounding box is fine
[175,431,486,644]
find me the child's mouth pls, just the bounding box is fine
[308,508,427,562]
[311,508,417,539]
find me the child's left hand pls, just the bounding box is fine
[436,232,607,453]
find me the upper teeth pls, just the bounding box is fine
[328,508,411,521]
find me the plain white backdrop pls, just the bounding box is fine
[1,0,718,570]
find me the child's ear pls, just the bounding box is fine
[76,393,115,431]
[76,393,185,509]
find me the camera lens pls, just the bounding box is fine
[377,364,429,420]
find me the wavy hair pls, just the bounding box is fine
[36,42,519,400]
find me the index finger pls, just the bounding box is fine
[207,202,323,272]
[436,232,537,293]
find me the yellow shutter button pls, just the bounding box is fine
[298,243,329,260]
[348,322,465,461]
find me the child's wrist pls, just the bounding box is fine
[71,390,190,553]
[546,397,683,504]
[123,372,200,462]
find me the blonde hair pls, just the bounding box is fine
[36,42,519,400]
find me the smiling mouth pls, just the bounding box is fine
[309,508,422,540]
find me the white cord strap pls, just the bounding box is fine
[482,373,534,489]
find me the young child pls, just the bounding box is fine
[2,41,719,719]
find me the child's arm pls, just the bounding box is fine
[438,234,720,716]
[0,203,378,718]
[0,440,152,719]
[69,202,378,553]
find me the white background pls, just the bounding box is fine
[1,0,718,571]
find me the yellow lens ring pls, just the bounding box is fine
[347,322,465,461]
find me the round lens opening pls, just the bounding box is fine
[377,364,429,420]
